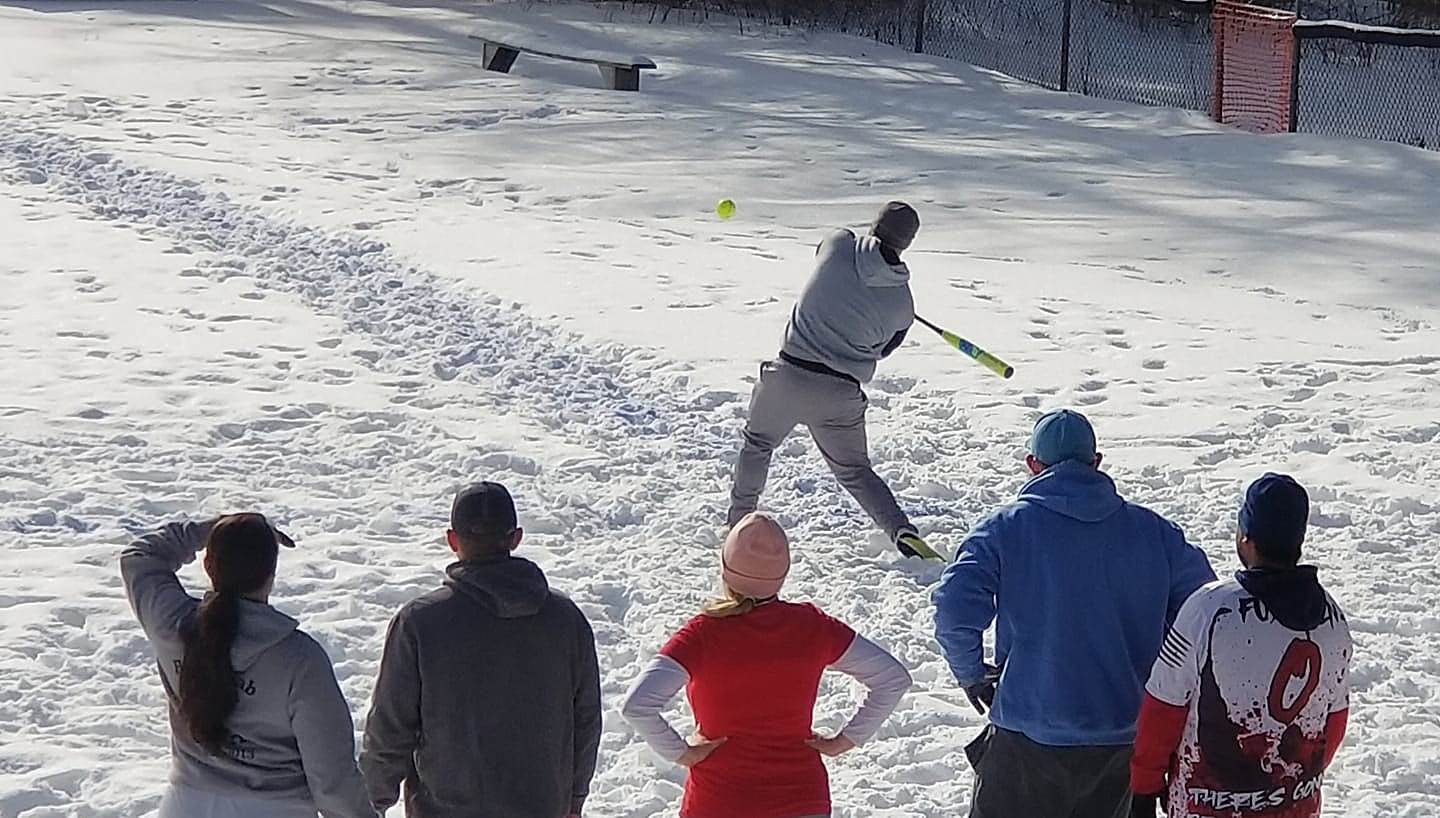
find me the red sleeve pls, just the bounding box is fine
[1131,692,1188,795]
[660,615,708,677]
[1322,708,1348,769]
[808,604,856,664]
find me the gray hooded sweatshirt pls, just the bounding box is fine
[360,555,602,818]
[120,521,377,818]
[780,228,916,384]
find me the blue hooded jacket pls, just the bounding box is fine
[933,461,1215,746]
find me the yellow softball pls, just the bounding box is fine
[716,198,736,219]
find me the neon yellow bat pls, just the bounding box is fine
[914,315,1015,379]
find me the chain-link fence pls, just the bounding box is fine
[652,0,922,46]
[1294,22,1440,147]
[1067,0,1214,110]
[658,0,1440,150]
[919,0,1068,89]
[779,0,925,49]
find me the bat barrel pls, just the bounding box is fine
[965,341,1015,379]
[920,315,1015,379]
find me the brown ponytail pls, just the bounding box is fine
[178,513,279,756]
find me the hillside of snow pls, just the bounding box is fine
[1,1,1438,816]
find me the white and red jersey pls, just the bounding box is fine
[1132,571,1352,818]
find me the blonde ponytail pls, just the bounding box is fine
[701,583,774,618]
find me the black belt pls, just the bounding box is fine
[778,352,860,386]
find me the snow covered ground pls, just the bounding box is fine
[1,1,1438,816]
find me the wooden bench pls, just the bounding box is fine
[468,35,658,92]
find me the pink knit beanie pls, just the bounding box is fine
[721,513,790,599]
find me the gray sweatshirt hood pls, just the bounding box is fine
[204,595,300,672]
[854,235,910,287]
[444,556,551,618]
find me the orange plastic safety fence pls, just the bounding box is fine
[1212,0,1299,134]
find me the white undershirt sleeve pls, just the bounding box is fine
[620,654,692,764]
[830,634,913,745]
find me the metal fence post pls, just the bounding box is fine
[1211,5,1225,122]
[1288,29,1302,132]
[1060,0,1073,90]
[1288,0,1302,131]
[914,0,928,53]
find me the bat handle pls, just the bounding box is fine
[915,315,941,334]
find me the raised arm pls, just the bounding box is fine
[119,519,216,643]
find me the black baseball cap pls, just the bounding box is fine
[450,482,518,537]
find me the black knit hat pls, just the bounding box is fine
[1238,473,1309,563]
[871,201,921,252]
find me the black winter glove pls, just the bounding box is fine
[1130,792,1161,818]
[962,663,1001,714]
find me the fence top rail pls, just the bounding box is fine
[1295,19,1440,46]
[1214,0,1297,21]
[1157,0,1216,9]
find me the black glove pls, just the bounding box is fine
[1130,792,1161,818]
[963,663,1001,714]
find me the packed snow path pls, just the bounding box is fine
[2,2,1439,817]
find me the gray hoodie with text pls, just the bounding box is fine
[779,228,916,384]
[120,521,377,818]
[360,555,602,818]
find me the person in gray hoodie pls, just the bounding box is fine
[120,512,378,818]
[361,481,602,818]
[727,201,937,558]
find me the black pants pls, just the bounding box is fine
[969,727,1134,818]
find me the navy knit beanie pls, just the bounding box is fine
[1237,473,1309,563]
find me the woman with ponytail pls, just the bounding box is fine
[621,513,913,818]
[121,514,377,818]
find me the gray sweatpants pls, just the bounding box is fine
[968,727,1133,818]
[727,359,911,539]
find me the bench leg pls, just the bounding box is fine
[598,65,642,92]
[482,43,520,73]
